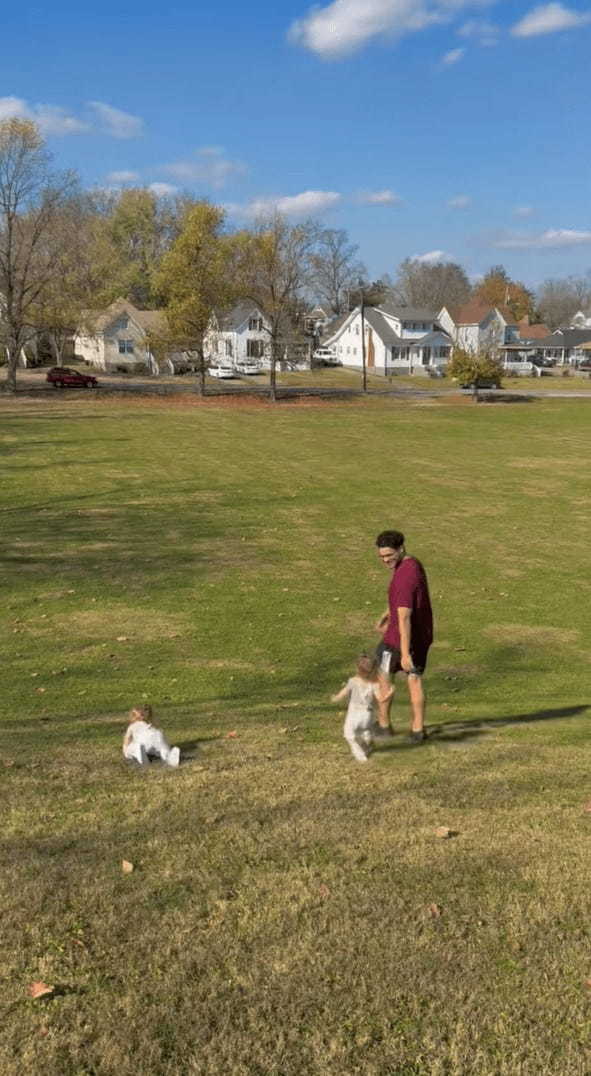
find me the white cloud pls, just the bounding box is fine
[493,228,591,249]
[89,101,144,138]
[148,182,178,197]
[513,205,535,217]
[163,146,246,189]
[457,17,499,44]
[0,96,89,135]
[511,2,591,36]
[448,194,471,208]
[227,190,341,218]
[106,170,140,183]
[288,0,494,58]
[358,188,402,205]
[413,249,453,262]
[442,47,465,63]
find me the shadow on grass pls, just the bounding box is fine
[428,703,590,744]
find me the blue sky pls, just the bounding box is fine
[3,0,591,286]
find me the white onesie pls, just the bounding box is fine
[341,676,380,761]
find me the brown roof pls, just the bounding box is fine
[520,322,550,339]
[91,298,166,335]
[449,299,517,326]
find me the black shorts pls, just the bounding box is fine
[375,640,428,677]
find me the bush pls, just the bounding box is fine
[448,348,504,391]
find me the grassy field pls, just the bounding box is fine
[1,391,591,1075]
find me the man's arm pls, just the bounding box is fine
[375,609,390,634]
[397,607,413,671]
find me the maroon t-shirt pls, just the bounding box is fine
[383,556,433,657]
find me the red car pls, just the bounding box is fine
[46,366,98,388]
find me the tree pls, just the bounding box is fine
[236,213,317,402]
[346,277,391,309]
[474,265,535,322]
[308,227,365,315]
[447,346,504,400]
[393,257,471,310]
[536,274,591,329]
[154,201,234,395]
[31,194,117,365]
[0,119,77,390]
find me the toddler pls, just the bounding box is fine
[122,705,180,767]
[331,655,384,762]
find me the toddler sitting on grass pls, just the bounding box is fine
[123,705,180,767]
[331,655,388,763]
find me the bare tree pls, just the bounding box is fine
[537,274,591,329]
[308,227,365,315]
[393,257,471,310]
[0,119,77,390]
[236,214,317,401]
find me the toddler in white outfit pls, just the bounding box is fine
[123,705,180,767]
[331,655,383,762]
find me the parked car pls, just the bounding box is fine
[531,355,554,368]
[209,364,236,379]
[235,361,262,375]
[46,366,98,388]
[460,377,501,390]
[312,346,340,366]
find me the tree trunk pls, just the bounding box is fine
[196,348,206,396]
[269,346,277,403]
[5,342,19,392]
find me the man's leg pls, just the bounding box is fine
[407,673,426,735]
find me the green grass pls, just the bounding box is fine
[2,392,591,1074]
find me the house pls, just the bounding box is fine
[303,304,333,336]
[517,316,550,340]
[321,302,452,376]
[75,298,165,373]
[204,301,270,367]
[569,309,591,329]
[526,328,591,366]
[438,300,519,354]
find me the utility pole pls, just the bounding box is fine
[360,282,367,392]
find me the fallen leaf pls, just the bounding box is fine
[35,687,46,694]
[427,903,443,918]
[39,1026,49,1037]
[121,859,134,874]
[319,884,331,900]
[435,826,453,839]
[28,981,54,1000]
[280,727,289,734]
[584,978,591,991]
[226,731,238,739]
[583,802,591,814]
[116,636,129,642]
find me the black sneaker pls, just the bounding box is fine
[409,730,427,744]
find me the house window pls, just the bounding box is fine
[247,339,264,358]
[248,317,263,331]
[118,339,134,354]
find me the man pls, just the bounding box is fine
[374,529,433,743]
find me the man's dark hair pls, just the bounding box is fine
[376,530,405,550]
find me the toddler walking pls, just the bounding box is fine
[122,705,180,767]
[331,655,386,763]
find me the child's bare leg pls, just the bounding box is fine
[407,674,425,733]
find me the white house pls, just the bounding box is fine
[437,300,519,354]
[75,298,165,373]
[204,301,271,367]
[322,302,452,376]
[569,309,591,329]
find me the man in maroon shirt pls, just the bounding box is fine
[374,529,433,743]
